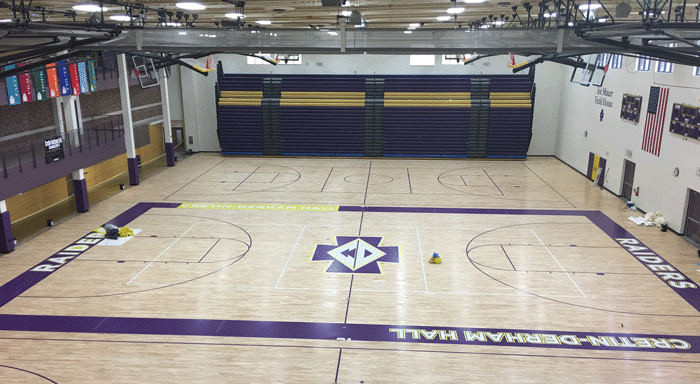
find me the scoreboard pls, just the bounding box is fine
[669,103,700,140]
[620,94,642,123]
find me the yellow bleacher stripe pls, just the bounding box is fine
[220,91,263,98]
[218,100,262,106]
[279,100,366,107]
[384,92,471,100]
[384,100,471,107]
[281,91,365,99]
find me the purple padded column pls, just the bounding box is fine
[0,211,14,253]
[165,142,176,166]
[127,157,140,185]
[73,179,89,212]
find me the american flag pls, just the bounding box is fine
[641,86,669,157]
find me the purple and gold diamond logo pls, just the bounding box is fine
[310,236,400,274]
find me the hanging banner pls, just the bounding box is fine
[4,65,21,105]
[56,60,71,96]
[32,64,48,101]
[77,61,89,93]
[16,63,34,103]
[44,136,65,163]
[69,63,80,95]
[46,63,60,98]
[86,60,98,93]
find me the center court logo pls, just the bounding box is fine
[310,236,400,274]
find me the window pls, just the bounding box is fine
[610,54,623,69]
[597,53,611,67]
[695,67,700,76]
[656,60,674,73]
[442,54,470,65]
[410,55,435,66]
[247,54,302,65]
[637,56,652,71]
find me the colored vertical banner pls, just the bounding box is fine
[31,65,48,101]
[4,65,21,105]
[69,63,80,95]
[77,62,89,93]
[86,60,98,92]
[56,60,71,96]
[46,63,60,98]
[16,63,34,103]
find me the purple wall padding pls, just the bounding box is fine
[0,211,15,253]
[73,179,89,212]
[127,157,140,185]
[165,142,175,166]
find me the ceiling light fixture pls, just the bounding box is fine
[109,15,132,22]
[225,12,246,19]
[447,7,465,14]
[404,30,412,34]
[463,0,487,3]
[436,15,451,21]
[328,31,338,35]
[578,4,602,10]
[164,21,181,27]
[340,10,352,17]
[72,4,107,13]
[256,20,272,25]
[409,23,422,28]
[176,2,206,11]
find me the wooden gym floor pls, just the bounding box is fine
[1,154,699,383]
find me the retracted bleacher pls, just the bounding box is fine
[216,71,533,158]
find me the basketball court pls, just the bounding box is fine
[1,155,699,382]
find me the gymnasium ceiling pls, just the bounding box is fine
[0,0,693,29]
[1,1,700,74]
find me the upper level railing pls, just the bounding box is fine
[0,117,127,201]
[1,117,124,180]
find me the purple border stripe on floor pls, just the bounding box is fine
[0,202,181,308]
[2,201,700,353]
[0,314,696,354]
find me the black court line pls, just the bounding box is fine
[0,365,57,383]
[460,175,468,186]
[344,275,354,324]
[334,349,343,383]
[270,173,280,183]
[2,337,699,365]
[522,162,577,208]
[321,167,333,192]
[484,169,504,195]
[501,245,516,270]
[407,168,413,193]
[363,161,372,204]
[163,158,227,201]
[232,165,262,192]
[199,239,221,262]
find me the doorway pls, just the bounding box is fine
[685,188,700,244]
[621,159,635,201]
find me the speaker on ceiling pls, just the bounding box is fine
[616,3,632,17]
[348,10,363,25]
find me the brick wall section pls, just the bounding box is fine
[0,100,54,137]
